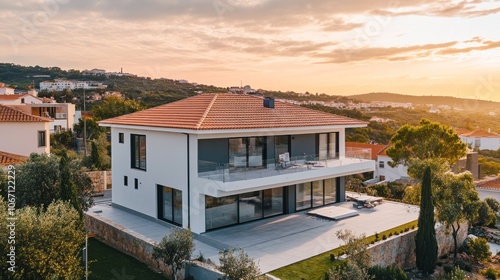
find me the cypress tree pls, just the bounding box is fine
[415,166,438,274]
[59,150,83,218]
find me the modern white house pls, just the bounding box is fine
[100,94,375,234]
[40,79,107,91]
[0,104,52,157]
[0,82,15,95]
[0,93,43,105]
[456,128,500,151]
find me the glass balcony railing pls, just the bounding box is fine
[198,148,372,182]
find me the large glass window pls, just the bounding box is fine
[313,180,324,207]
[131,134,146,170]
[229,137,266,169]
[296,183,312,211]
[158,185,182,226]
[206,195,238,230]
[318,133,338,160]
[275,135,290,162]
[239,191,263,223]
[205,187,284,230]
[263,188,284,217]
[324,178,337,204]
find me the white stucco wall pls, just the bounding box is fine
[477,189,500,202]
[0,122,50,156]
[376,155,408,182]
[110,127,188,225]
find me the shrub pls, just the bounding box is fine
[443,265,454,274]
[468,237,491,262]
[476,201,497,227]
[375,232,379,241]
[219,248,260,280]
[389,232,393,238]
[382,235,387,240]
[483,268,498,280]
[453,259,472,272]
[411,225,415,230]
[330,253,336,261]
[448,266,466,280]
[368,265,408,280]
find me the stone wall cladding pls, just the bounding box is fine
[85,171,112,193]
[369,222,468,269]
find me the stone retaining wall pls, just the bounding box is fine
[369,222,468,268]
[85,171,112,193]
[85,213,223,280]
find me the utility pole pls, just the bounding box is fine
[83,88,87,157]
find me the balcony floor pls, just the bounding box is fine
[199,157,372,182]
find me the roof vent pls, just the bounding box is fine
[263,97,275,109]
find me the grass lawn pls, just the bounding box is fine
[86,238,167,280]
[269,220,418,280]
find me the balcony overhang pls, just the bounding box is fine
[194,159,375,197]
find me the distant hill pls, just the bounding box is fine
[349,92,500,112]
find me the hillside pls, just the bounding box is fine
[349,92,500,112]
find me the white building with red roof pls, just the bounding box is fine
[0,104,52,156]
[457,128,500,151]
[100,94,375,233]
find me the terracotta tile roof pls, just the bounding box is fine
[0,151,28,166]
[476,177,500,190]
[455,128,500,138]
[345,142,388,160]
[0,104,52,122]
[99,94,368,130]
[0,94,28,101]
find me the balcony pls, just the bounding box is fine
[198,148,373,183]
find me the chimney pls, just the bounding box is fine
[263,97,275,109]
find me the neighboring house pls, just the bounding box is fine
[0,83,15,95]
[40,79,107,91]
[475,177,500,202]
[0,151,28,168]
[100,94,375,234]
[0,94,43,105]
[0,104,52,156]
[345,142,409,183]
[457,128,500,151]
[27,103,76,133]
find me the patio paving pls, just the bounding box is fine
[86,200,419,274]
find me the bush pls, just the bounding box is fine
[485,197,500,213]
[453,259,472,272]
[443,265,454,274]
[468,237,491,262]
[476,201,497,227]
[219,248,260,280]
[368,265,408,280]
[330,253,336,261]
[448,266,466,280]
[483,267,498,280]
[382,235,387,240]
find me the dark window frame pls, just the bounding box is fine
[119,133,124,143]
[37,130,46,147]
[131,134,146,170]
[124,176,128,186]
[134,178,138,189]
[157,185,183,226]
[379,161,385,168]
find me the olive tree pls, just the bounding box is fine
[152,228,195,280]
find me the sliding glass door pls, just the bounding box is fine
[229,137,266,169]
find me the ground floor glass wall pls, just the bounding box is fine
[157,185,183,225]
[295,178,337,211]
[205,187,284,230]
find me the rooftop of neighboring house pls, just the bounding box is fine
[99,93,368,131]
[476,176,500,190]
[0,104,52,122]
[0,94,29,101]
[455,128,500,138]
[0,151,28,166]
[345,142,388,160]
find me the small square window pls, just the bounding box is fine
[119,133,124,143]
[38,131,46,147]
[124,176,128,186]
[379,161,385,168]
[134,178,138,189]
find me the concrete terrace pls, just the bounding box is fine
[87,200,419,274]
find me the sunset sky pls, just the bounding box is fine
[1,0,499,100]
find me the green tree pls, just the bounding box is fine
[91,95,145,120]
[0,199,85,280]
[86,133,111,170]
[386,119,467,177]
[90,141,102,170]
[415,167,438,274]
[328,260,373,280]
[468,237,491,262]
[218,248,261,280]
[435,172,481,258]
[485,197,500,214]
[335,229,371,268]
[152,228,195,280]
[59,150,83,217]
[15,153,94,212]
[476,201,497,227]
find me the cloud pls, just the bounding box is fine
[437,40,500,55]
[316,41,458,63]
